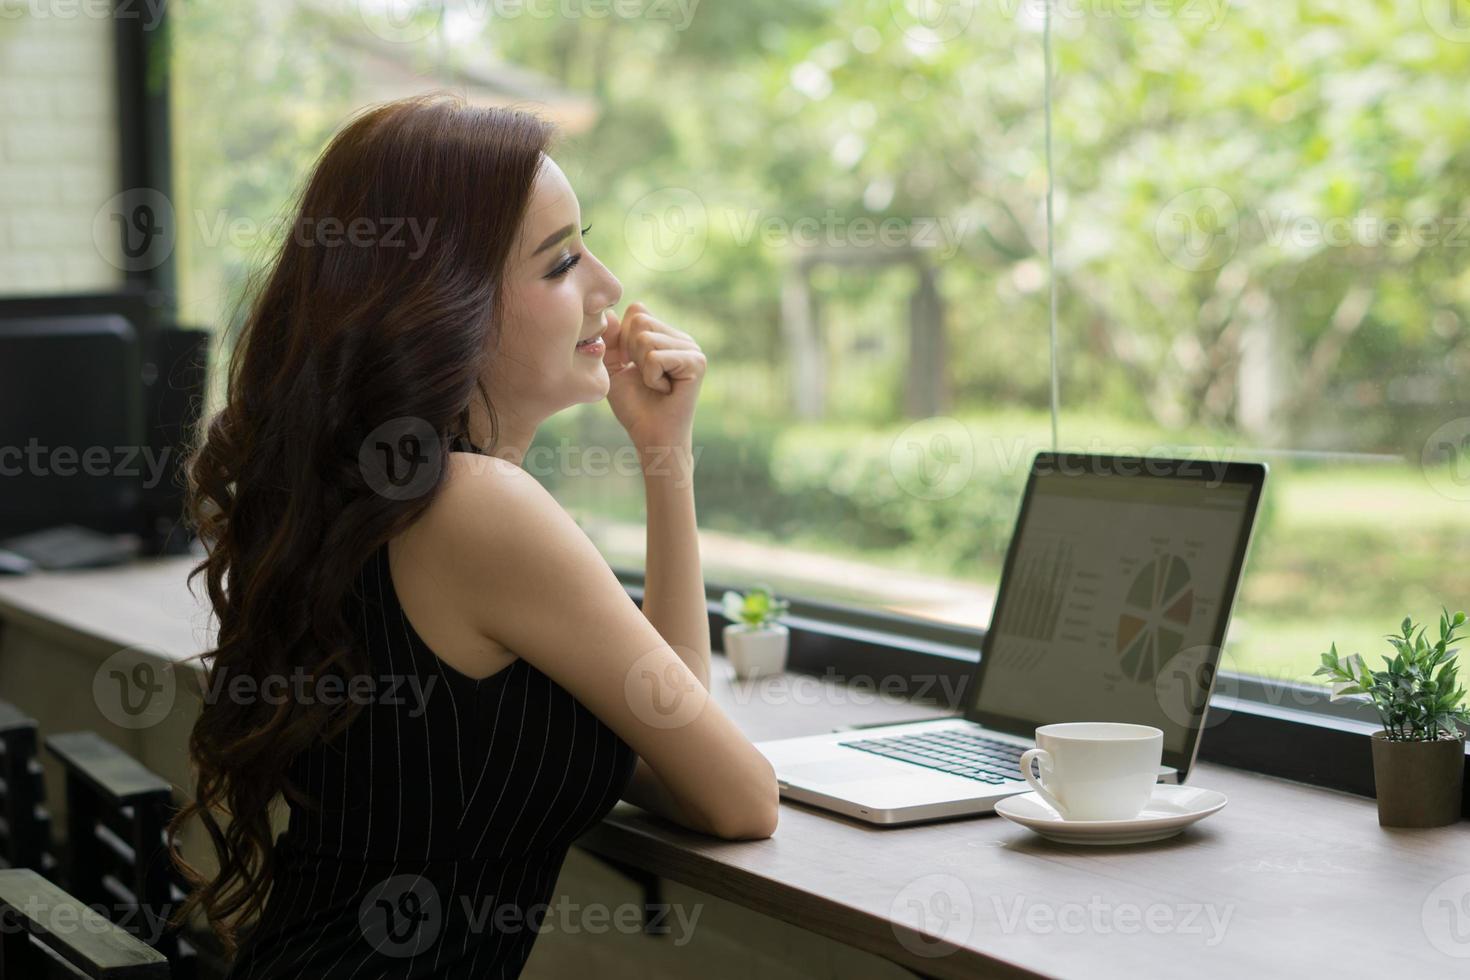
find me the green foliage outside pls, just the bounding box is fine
[168,1,1470,687]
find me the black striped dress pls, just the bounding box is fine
[225,541,639,979]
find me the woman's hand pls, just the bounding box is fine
[602,302,706,455]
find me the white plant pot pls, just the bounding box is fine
[722,624,790,679]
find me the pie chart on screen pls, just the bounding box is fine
[1116,554,1194,682]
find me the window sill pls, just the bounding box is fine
[621,576,1469,814]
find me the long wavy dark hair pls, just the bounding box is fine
[168,93,556,950]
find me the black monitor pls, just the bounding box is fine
[0,315,146,539]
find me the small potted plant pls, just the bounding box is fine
[721,586,791,680]
[1314,608,1469,828]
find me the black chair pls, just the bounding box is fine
[43,733,195,979]
[0,867,169,978]
[0,699,55,877]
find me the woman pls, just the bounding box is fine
[171,93,779,979]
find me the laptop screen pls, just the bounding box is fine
[971,455,1262,763]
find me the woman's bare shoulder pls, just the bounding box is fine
[429,450,559,523]
[408,450,587,581]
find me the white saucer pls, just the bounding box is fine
[993,785,1228,845]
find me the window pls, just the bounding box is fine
[1049,4,1470,692]
[170,1,1469,699]
[173,0,1051,629]
[0,3,125,295]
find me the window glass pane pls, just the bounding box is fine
[1050,5,1470,686]
[0,5,123,295]
[509,2,1053,628]
[173,1,1057,630]
[171,3,356,331]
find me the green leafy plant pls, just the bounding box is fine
[721,586,789,630]
[1313,608,1470,742]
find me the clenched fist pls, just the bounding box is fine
[601,302,706,455]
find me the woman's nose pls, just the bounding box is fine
[592,261,622,313]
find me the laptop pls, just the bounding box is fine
[754,451,1268,825]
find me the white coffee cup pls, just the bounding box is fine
[1018,722,1163,821]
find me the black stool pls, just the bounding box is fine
[0,699,55,877]
[44,733,195,979]
[0,866,170,978]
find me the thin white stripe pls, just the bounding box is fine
[360,564,374,860]
[251,869,307,977]
[457,669,515,829]
[316,861,377,977]
[397,610,443,843]
[281,729,349,979]
[429,862,459,976]
[465,687,527,857]
[408,871,433,961]
[524,863,555,941]
[254,748,322,976]
[459,860,491,960]
[395,601,437,856]
[283,856,344,979]
[569,724,621,842]
[343,859,400,980]
[466,860,531,978]
[267,755,325,978]
[339,697,350,855]
[504,863,552,979]
[522,862,556,969]
[373,551,405,861]
[521,689,576,853]
[485,671,553,860]
[461,859,510,961]
[387,546,464,810]
[540,710,598,849]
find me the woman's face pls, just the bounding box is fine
[489,155,623,428]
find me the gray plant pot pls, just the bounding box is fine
[1370,730,1466,828]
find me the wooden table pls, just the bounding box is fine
[2,555,1468,979]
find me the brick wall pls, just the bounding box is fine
[0,4,124,295]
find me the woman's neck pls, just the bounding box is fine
[465,399,540,468]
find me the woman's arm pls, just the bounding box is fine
[597,302,772,834]
[623,466,720,828]
[638,445,710,690]
[618,757,769,838]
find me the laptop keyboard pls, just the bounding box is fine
[838,729,1027,785]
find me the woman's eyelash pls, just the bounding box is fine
[547,253,581,279]
[546,225,593,280]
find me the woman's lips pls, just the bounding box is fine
[575,335,604,356]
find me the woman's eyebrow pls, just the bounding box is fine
[531,224,575,256]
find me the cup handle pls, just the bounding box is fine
[1019,748,1067,818]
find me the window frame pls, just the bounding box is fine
[113,0,176,306]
